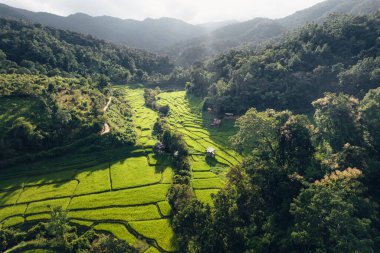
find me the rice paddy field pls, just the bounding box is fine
[156,91,242,205]
[0,87,242,252]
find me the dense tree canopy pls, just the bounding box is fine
[171,87,380,253]
[0,19,173,83]
[187,12,380,114]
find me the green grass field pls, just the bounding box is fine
[0,87,242,252]
[156,91,242,204]
[93,223,142,248]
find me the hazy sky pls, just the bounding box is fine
[1,0,326,24]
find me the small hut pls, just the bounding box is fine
[210,118,221,127]
[224,113,235,119]
[206,147,216,157]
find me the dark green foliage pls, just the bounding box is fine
[143,87,161,109]
[172,199,214,252]
[361,87,380,155]
[0,227,26,251]
[157,104,170,116]
[290,168,379,253]
[174,88,380,253]
[46,207,72,246]
[187,12,380,114]
[279,115,315,171]
[313,93,364,152]
[339,57,380,97]
[0,74,136,162]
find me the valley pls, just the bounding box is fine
[0,86,242,252]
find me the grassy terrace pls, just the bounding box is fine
[0,87,174,252]
[156,91,242,205]
[0,87,242,251]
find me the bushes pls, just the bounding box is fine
[143,88,170,116]
[143,88,161,109]
[0,208,137,252]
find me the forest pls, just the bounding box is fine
[0,19,173,83]
[187,12,380,113]
[0,4,380,253]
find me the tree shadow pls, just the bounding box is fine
[205,156,218,166]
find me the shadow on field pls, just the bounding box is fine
[186,94,239,149]
[0,146,140,204]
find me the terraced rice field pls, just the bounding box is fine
[156,91,242,205]
[0,88,175,252]
[0,87,242,251]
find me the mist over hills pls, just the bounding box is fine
[164,0,380,65]
[0,3,213,50]
[0,0,379,65]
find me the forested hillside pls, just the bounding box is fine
[0,19,173,83]
[0,74,136,165]
[163,0,380,65]
[187,12,380,113]
[0,18,174,164]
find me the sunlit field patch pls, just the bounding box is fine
[93,223,140,247]
[157,201,172,216]
[25,213,51,222]
[26,198,71,214]
[68,184,170,210]
[2,216,24,228]
[193,171,218,179]
[192,178,224,189]
[110,157,162,189]
[129,219,176,252]
[68,205,161,222]
[0,204,27,222]
[69,219,93,227]
[0,189,23,206]
[17,180,78,203]
[74,165,111,195]
[194,189,220,206]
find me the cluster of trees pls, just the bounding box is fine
[172,87,380,252]
[143,88,170,115]
[186,12,380,114]
[0,208,135,252]
[0,18,173,83]
[0,74,136,164]
[149,101,196,236]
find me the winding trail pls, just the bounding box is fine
[100,97,112,135]
[103,97,112,113]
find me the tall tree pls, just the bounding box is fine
[290,168,379,253]
[313,93,364,152]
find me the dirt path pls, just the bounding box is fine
[100,122,110,135]
[100,97,112,135]
[103,97,112,113]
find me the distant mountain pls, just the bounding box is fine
[163,0,380,65]
[280,0,380,29]
[197,20,239,31]
[0,3,212,51]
